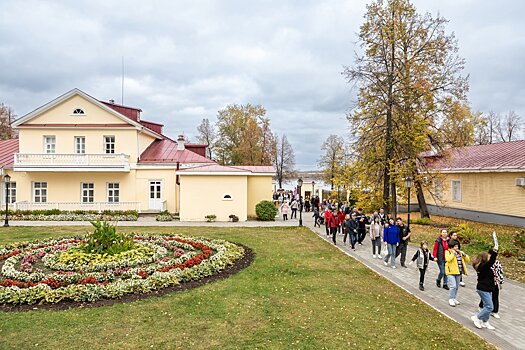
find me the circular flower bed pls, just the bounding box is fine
[0,234,245,305]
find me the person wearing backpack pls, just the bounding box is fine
[410,240,436,291]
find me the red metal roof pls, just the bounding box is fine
[100,101,142,122]
[0,139,19,168]
[139,139,214,164]
[139,120,163,134]
[185,144,207,157]
[178,164,275,174]
[427,140,525,171]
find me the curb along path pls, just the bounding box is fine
[305,215,524,350]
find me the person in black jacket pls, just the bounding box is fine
[343,212,359,250]
[395,217,411,267]
[356,208,368,245]
[471,243,499,330]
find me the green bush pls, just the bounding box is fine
[156,210,173,221]
[81,220,135,255]
[255,200,278,221]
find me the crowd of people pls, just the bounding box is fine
[306,199,505,331]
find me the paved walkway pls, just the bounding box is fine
[304,215,524,350]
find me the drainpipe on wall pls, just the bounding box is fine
[176,162,180,214]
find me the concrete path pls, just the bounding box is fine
[305,215,524,350]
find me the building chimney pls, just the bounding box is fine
[109,99,115,104]
[177,135,185,151]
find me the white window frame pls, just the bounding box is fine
[33,182,47,203]
[451,180,461,202]
[104,135,115,154]
[107,182,120,203]
[81,183,94,203]
[5,182,16,204]
[433,179,443,200]
[75,136,86,154]
[43,136,56,154]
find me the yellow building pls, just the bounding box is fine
[0,89,274,221]
[423,141,525,227]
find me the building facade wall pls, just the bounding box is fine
[179,175,248,221]
[247,176,272,218]
[134,169,177,213]
[424,171,525,218]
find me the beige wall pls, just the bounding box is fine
[134,169,178,213]
[247,176,272,218]
[179,175,248,221]
[27,95,125,125]
[19,128,142,160]
[425,172,525,217]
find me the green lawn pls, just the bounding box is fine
[0,226,494,349]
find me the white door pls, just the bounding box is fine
[148,180,163,210]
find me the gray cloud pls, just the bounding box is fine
[1,0,524,169]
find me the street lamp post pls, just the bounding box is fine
[3,174,11,227]
[405,177,413,228]
[297,178,303,227]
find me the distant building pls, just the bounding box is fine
[423,140,525,227]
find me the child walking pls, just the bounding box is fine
[410,241,436,291]
[445,239,470,307]
[312,207,321,227]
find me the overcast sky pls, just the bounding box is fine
[1,0,524,169]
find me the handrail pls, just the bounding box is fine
[14,153,130,167]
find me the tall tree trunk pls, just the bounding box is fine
[391,182,397,219]
[415,180,430,218]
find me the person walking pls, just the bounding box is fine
[378,207,386,225]
[337,208,345,235]
[383,218,400,268]
[327,208,339,245]
[344,212,359,250]
[395,217,411,268]
[471,234,499,330]
[369,215,383,258]
[280,201,289,221]
[478,248,504,320]
[324,208,332,236]
[433,229,449,290]
[356,208,368,245]
[410,241,436,291]
[312,207,321,228]
[290,199,298,219]
[445,240,470,307]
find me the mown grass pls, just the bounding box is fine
[403,214,525,283]
[0,226,495,349]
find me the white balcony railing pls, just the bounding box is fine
[14,153,130,171]
[12,201,141,213]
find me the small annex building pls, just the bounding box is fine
[0,89,274,221]
[423,140,525,227]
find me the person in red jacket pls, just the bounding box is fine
[324,208,332,236]
[328,208,339,245]
[433,229,450,289]
[337,208,345,235]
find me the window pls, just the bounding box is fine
[81,183,94,203]
[75,136,85,154]
[72,108,85,115]
[5,182,16,203]
[104,136,115,154]
[451,180,461,202]
[33,182,47,203]
[107,183,119,203]
[43,136,56,154]
[223,194,232,201]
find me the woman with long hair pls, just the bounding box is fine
[471,234,498,330]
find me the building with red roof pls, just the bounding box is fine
[422,140,525,227]
[0,89,274,221]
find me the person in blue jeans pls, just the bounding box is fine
[433,229,449,290]
[471,237,499,330]
[383,218,399,268]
